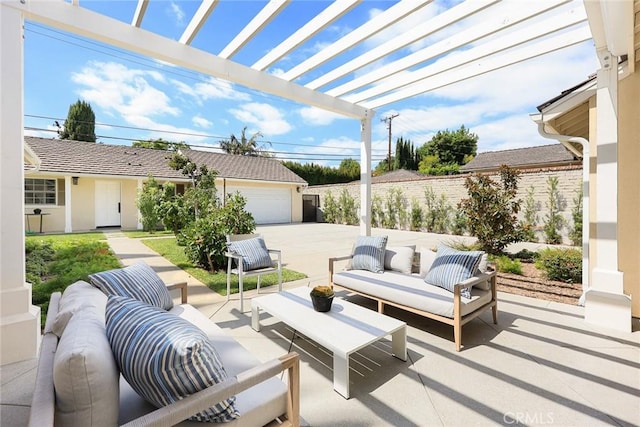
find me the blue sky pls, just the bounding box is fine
[23,0,598,167]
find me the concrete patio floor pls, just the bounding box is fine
[2,223,639,426]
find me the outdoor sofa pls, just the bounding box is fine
[329,238,497,351]
[29,262,299,427]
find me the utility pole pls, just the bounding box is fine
[381,113,399,172]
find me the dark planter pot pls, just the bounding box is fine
[310,294,334,312]
[33,209,42,214]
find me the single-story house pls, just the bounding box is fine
[24,136,307,233]
[460,143,581,173]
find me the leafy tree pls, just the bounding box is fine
[419,125,477,165]
[157,183,191,234]
[338,158,360,180]
[219,126,270,156]
[393,137,420,170]
[167,152,218,219]
[458,165,523,254]
[133,138,188,151]
[59,100,96,142]
[520,186,539,242]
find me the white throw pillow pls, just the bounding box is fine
[52,280,107,337]
[418,246,438,278]
[384,245,416,274]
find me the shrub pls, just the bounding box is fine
[384,188,407,229]
[424,186,450,234]
[157,183,191,234]
[543,176,565,244]
[535,248,582,283]
[451,210,468,236]
[494,255,523,275]
[512,249,539,263]
[371,194,384,228]
[520,186,538,242]
[338,188,358,225]
[458,165,523,254]
[322,191,338,224]
[136,175,163,232]
[181,193,256,272]
[409,197,424,231]
[569,185,583,247]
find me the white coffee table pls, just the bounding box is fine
[251,286,407,399]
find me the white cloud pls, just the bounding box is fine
[299,107,348,126]
[123,115,210,145]
[172,77,251,104]
[229,103,292,135]
[168,2,186,25]
[192,115,212,128]
[72,61,179,121]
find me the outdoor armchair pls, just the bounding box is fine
[226,234,282,312]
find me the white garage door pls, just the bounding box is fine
[226,186,291,224]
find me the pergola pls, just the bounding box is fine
[0,0,635,364]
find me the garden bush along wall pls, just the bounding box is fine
[305,166,582,245]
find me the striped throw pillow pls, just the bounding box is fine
[89,262,173,310]
[424,245,484,298]
[105,296,239,423]
[227,237,273,271]
[350,235,388,273]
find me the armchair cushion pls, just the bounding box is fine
[227,236,273,271]
[384,245,416,274]
[424,245,484,298]
[89,262,173,310]
[105,296,239,423]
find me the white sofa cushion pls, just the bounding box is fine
[424,245,484,298]
[89,262,173,310]
[118,303,288,426]
[418,247,438,277]
[106,296,239,423]
[52,280,107,337]
[384,245,416,274]
[53,308,119,427]
[333,270,492,318]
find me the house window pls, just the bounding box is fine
[25,178,57,205]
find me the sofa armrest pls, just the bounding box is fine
[453,271,496,291]
[166,281,188,304]
[329,255,353,285]
[121,352,301,427]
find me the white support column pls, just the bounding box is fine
[359,112,372,236]
[0,5,41,365]
[65,176,72,233]
[137,179,143,230]
[584,49,631,332]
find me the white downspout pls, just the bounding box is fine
[535,120,589,304]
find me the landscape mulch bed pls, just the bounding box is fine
[496,263,582,305]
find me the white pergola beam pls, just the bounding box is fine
[328,0,570,97]
[131,0,148,27]
[251,0,361,71]
[7,0,367,119]
[218,0,289,59]
[305,0,500,91]
[179,0,219,45]
[347,5,587,104]
[364,26,592,109]
[280,0,433,82]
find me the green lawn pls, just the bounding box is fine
[26,232,121,324]
[141,237,306,296]
[121,229,175,239]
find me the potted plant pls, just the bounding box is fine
[309,285,335,312]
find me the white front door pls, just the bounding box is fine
[95,180,121,227]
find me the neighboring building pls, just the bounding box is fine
[24,137,307,233]
[460,144,580,173]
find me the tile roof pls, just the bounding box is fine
[460,144,579,172]
[25,137,306,184]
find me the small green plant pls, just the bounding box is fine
[520,185,538,242]
[451,210,468,236]
[136,174,163,232]
[494,255,523,275]
[371,194,384,228]
[543,176,565,244]
[409,197,424,231]
[535,248,582,283]
[569,185,583,247]
[512,249,539,263]
[384,188,407,230]
[310,285,335,297]
[338,188,358,225]
[424,186,450,234]
[440,239,482,252]
[322,191,338,224]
